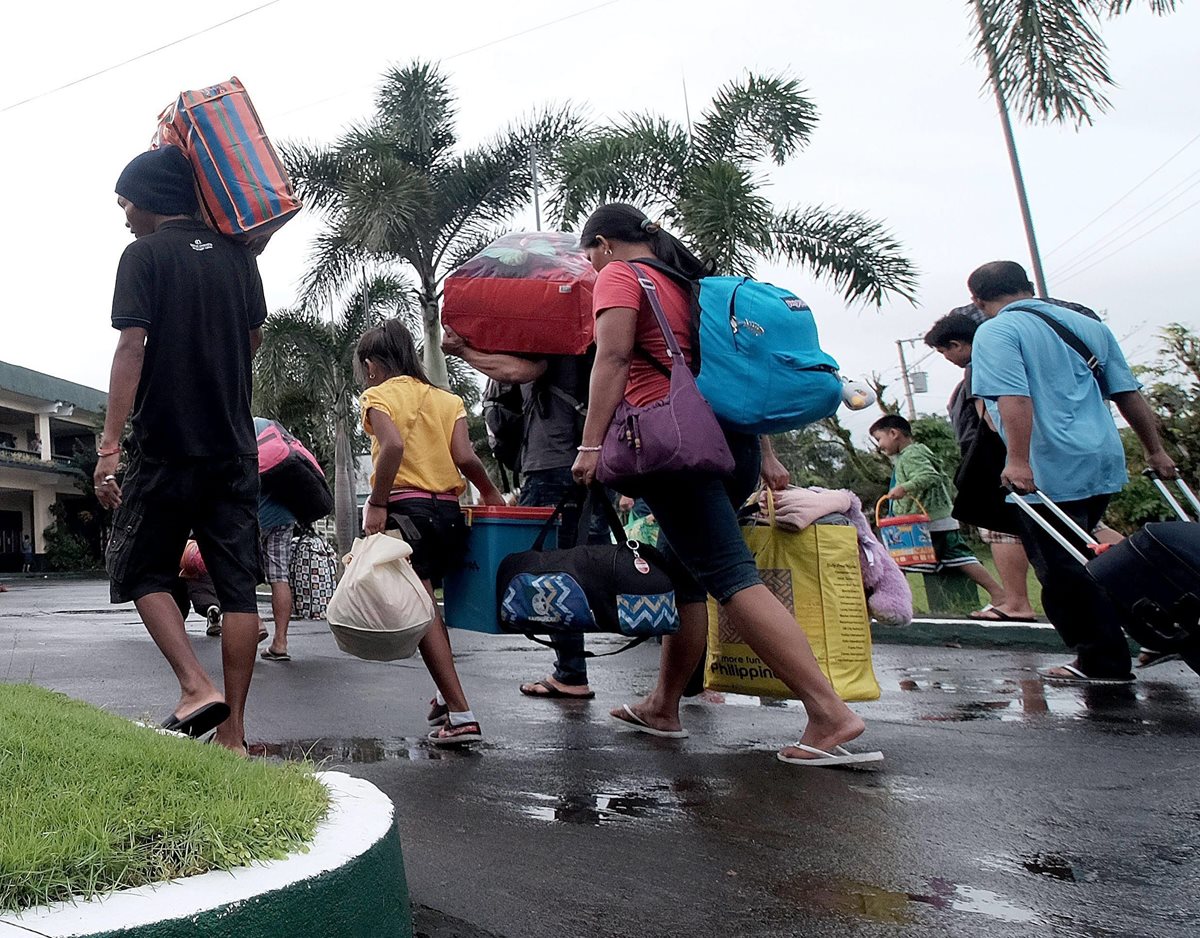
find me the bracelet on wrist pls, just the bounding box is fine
[97,446,120,458]
[367,500,388,509]
[577,445,602,453]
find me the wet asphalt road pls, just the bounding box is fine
[3,578,1199,938]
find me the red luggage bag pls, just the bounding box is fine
[442,232,596,356]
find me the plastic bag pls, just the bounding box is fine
[706,523,880,702]
[326,533,434,661]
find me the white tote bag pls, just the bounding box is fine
[326,532,434,661]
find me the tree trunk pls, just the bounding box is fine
[333,418,357,557]
[420,286,450,389]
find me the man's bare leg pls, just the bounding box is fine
[266,582,292,656]
[135,592,224,718]
[214,610,261,753]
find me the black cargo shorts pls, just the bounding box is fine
[107,452,262,613]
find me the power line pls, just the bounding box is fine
[276,0,622,120]
[1053,196,1200,287]
[1044,129,1200,257]
[0,1,284,114]
[1051,170,1200,278]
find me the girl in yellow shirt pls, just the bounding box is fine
[357,319,504,745]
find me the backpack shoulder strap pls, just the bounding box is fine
[1006,304,1109,395]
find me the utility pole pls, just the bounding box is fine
[973,0,1049,297]
[530,145,542,231]
[896,339,917,420]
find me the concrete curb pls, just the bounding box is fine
[0,772,411,938]
[874,617,1139,653]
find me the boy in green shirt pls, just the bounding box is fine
[870,415,1005,612]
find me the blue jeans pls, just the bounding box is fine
[637,431,764,606]
[519,468,612,685]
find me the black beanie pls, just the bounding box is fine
[115,146,198,215]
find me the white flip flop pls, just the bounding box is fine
[777,743,884,767]
[1037,664,1134,685]
[611,704,689,739]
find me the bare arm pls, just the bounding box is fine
[442,326,546,384]
[996,395,1035,493]
[1110,390,1178,479]
[361,407,404,534]
[94,328,146,509]
[450,417,504,505]
[571,307,636,486]
[759,435,790,490]
[250,327,263,357]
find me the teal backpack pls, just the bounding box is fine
[633,261,842,434]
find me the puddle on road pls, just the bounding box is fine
[774,872,1041,926]
[253,737,474,763]
[515,779,724,826]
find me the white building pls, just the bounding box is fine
[0,360,106,570]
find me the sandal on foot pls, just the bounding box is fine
[777,744,884,767]
[428,722,482,746]
[519,679,595,700]
[161,701,231,738]
[1038,664,1134,685]
[427,698,449,727]
[1136,649,1180,670]
[970,604,1036,623]
[610,704,688,739]
[260,648,291,661]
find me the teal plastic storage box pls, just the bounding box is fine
[443,506,557,633]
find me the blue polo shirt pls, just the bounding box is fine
[971,299,1141,503]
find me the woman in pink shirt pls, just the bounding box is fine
[571,204,881,767]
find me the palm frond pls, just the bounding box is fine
[769,206,919,307]
[373,61,458,169]
[297,230,373,312]
[279,140,349,216]
[675,161,774,276]
[1103,0,1176,14]
[549,115,690,227]
[692,72,819,167]
[973,0,1112,126]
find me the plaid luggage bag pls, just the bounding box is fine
[153,77,301,243]
[289,531,337,620]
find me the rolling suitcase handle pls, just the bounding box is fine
[1007,490,1105,567]
[1143,469,1200,522]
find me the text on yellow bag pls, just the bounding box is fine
[705,523,880,702]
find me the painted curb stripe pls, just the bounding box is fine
[0,772,395,937]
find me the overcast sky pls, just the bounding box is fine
[2,0,1197,446]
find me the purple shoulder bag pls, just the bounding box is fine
[596,262,735,491]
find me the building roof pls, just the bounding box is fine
[0,360,107,414]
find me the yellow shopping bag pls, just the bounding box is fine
[705,522,881,702]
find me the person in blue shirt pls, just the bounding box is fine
[254,417,298,661]
[968,260,1178,684]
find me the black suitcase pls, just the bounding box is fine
[1012,474,1200,671]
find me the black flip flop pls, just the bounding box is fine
[161,701,231,738]
[519,680,595,700]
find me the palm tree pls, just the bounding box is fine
[550,73,918,306]
[968,0,1179,293]
[280,61,588,388]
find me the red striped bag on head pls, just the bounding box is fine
[153,77,301,245]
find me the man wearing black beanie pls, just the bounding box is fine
[94,145,269,754]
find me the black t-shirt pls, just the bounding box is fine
[111,220,268,459]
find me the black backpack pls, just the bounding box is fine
[482,379,526,473]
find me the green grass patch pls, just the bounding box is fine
[0,684,328,914]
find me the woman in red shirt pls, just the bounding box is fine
[571,204,881,767]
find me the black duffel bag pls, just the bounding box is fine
[952,424,1022,535]
[496,484,681,644]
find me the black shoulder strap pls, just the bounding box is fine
[1007,304,1109,396]
[523,633,649,658]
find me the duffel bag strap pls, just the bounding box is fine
[524,633,649,658]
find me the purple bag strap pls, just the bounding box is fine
[622,261,685,368]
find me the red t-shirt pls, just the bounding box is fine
[592,260,694,406]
